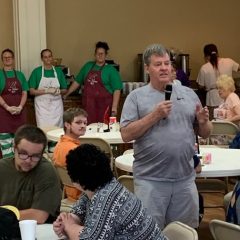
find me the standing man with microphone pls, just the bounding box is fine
[120,44,212,229]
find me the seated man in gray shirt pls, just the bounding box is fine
[0,125,62,223]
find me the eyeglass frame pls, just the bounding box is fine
[15,147,43,162]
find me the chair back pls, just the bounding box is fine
[117,175,134,193]
[123,149,134,155]
[39,125,60,135]
[163,221,198,240]
[211,121,239,135]
[209,121,239,145]
[55,166,76,212]
[209,219,240,240]
[55,166,73,188]
[80,137,114,169]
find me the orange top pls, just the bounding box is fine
[53,135,81,201]
[53,135,80,167]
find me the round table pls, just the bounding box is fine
[47,128,125,144]
[115,147,240,178]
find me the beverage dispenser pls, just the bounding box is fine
[179,54,190,77]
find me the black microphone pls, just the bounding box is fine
[165,84,172,100]
[163,84,172,120]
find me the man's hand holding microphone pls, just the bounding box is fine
[153,84,173,120]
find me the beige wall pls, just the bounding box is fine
[0,0,14,68]
[2,1,240,81]
[45,0,240,81]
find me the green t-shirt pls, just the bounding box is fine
[0,69,28,94]
[75,61,123,94]
[0,157,62,217]
[28,66,67,89]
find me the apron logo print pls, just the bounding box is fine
[87,74,98,85]
[8,81,19,93]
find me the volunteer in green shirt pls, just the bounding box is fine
[64,41,123,124]
[29,49,67,128]
[0,48,28,159]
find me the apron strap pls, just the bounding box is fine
[42,65,57,78]
[84,62,105,85]
[90,62,105,71]
[2,69,17,79]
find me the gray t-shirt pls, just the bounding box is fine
[121,84,200,181]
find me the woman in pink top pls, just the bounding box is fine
[215,74,240,125]
[197,44,240,119]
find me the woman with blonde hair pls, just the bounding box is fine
[197,43,240,119]
[214,74,240,124]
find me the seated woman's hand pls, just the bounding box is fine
[53,213,67,238]
[61,213,84,239]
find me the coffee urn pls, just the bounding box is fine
[179,54,190,77]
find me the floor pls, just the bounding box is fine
[197,181,235,240]
[197,193,226,240]
[115,165,235,240]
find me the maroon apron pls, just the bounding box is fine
[0,70,27,133]
[82,64,112,124]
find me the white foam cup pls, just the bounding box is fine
[19,220,37,240]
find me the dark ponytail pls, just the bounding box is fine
[203,44,219,69]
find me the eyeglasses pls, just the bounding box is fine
[16,148,42,162]
[3,56,13,60]
[96,52,105,56]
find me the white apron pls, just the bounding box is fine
[34,66,63,128]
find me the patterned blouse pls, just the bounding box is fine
[71,178,168,240]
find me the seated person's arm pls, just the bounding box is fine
[195,163,202,173]
[20,208,49,224]
[227,105,240,122]
[26,161,62,224]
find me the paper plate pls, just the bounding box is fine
[1,205,20,220]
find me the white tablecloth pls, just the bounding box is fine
[36,224,58,239]
[115,147,240,178]
[47,128,124,144]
